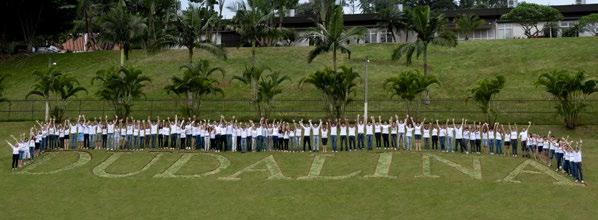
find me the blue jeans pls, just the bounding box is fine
[70,133,78,149]
[406,136,413,150]
[439,136,446,151]
[488,139,495,153]
[330,135,337,151]
[496,140,503,155]
[358,134,364,149]
[312,135,320,151]
[398,133,405,150]
[367,135,373,150]
[241,138,247,152]
[447,136,454,152]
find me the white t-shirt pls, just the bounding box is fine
[348,127,356,136]
[339,126,347,136]
[330,126,337,136]
[366,125,373,135]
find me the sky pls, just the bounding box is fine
[179,0,598,19]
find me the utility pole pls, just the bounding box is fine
[364,57,370,121]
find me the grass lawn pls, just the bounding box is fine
[0,38,597,122]
[0,122,596,219]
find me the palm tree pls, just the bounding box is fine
[374,0,407,43]
[391,5,457,76]
[228,0,280,66]
[232,65,270,116]
[53,75,88,121]
[92,66,151,118]
[300,66,360,118]
[536,70,597,129]
[384,70,439,115]
[173,5,226,64]
[257,71,290,117]
[467,75,505,122]
[165,60,225,116]
[304,6,366,72]
[99,0,147,66]
[26,67,63,121]
[456,14,486,40]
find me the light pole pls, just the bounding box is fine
[364,57,370,121]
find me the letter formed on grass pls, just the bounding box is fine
[499,159,580,186]
[219,155,290,181]
[17,151,91,175]
[364,152,396,179]
[416,154,482,180]
[297,154,361,180]
[93,152,163,178]
[154,153,230,178]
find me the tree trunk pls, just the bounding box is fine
[188,47,194,64]
[422,44,430,105]
[332,47,337,72]
[120,47,125,66]
[251,41,256,67]
[186,91,193,116]
[44,98,49,122]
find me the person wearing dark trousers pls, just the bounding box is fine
[374,117,382,149]
[357,115,365,150]
[348,124,356,151]
[8,140,20,170]
[300,120,311,152]
[381,118,390,149]
[509,123,518,157]
[339,122,347,151]
[329,120,338,152]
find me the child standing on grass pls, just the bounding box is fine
[495,123,503,155]
[8,140,20,170]
[348,121,356,151]
[412,117,424,152]
[423,123,430,150]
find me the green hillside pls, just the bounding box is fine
[0,38,597,122]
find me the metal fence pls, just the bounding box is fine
[0,98,596,125]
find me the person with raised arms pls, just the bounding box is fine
[348,119,357,151]
[381,116,390,150]
[446,119,455,153]
[7,139,20,170]
[494,123,503,156]
[396,114,407,150]
[373,116,382,149]
[390,118,398,150]
[454,119,464,153]
[366,117,374,151]
[437,120,446,152]
[329,119,338,152]
[411,117,424,152]
[311,119,322,152]
[357,115,365,150]
[520,122,531,158]
[423,122,431,150]
[299,119,311,152]
[508,123,519,157]
[339,119,347,151]
[405,119,414,151]
[321,122,328,152]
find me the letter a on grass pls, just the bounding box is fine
[297,154,361,180]
[499,159,581,186]
[93,152,163,178]
[219,155,290,181]
[154,153,230,178]
[417,154,482,180]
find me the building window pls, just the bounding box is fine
[497,23,513,39]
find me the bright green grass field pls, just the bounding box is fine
[0,122,596,219]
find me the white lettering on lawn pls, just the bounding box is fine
[17,152,91,175]
[364,152,396,179]
[297,154,361,180]
[499,159,580,186]
[417,154,482,180]
[154,153,230,178]
[93,152,163,178]
[219,155,290,181]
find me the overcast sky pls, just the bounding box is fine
[179,0,598,18]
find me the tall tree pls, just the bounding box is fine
[300,66,360,118]
[467,75,505,122]
[228,0,282,66]
[579,13,598,36]
[92,66,151,118]
[164,60,225,116]
[99,0,147,66]
[257,71,290,117]
[26,67,64,121]
[304,6,366,71]
[232,65,270,117]
[384,69,438,115]
[173,5,226,64]
[501,3,563,38]
[536,70,597,129]
[52,75,87,121]
[456,14,486,40]
[391,5,457,77]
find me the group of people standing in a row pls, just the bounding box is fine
[7,114,584,183]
